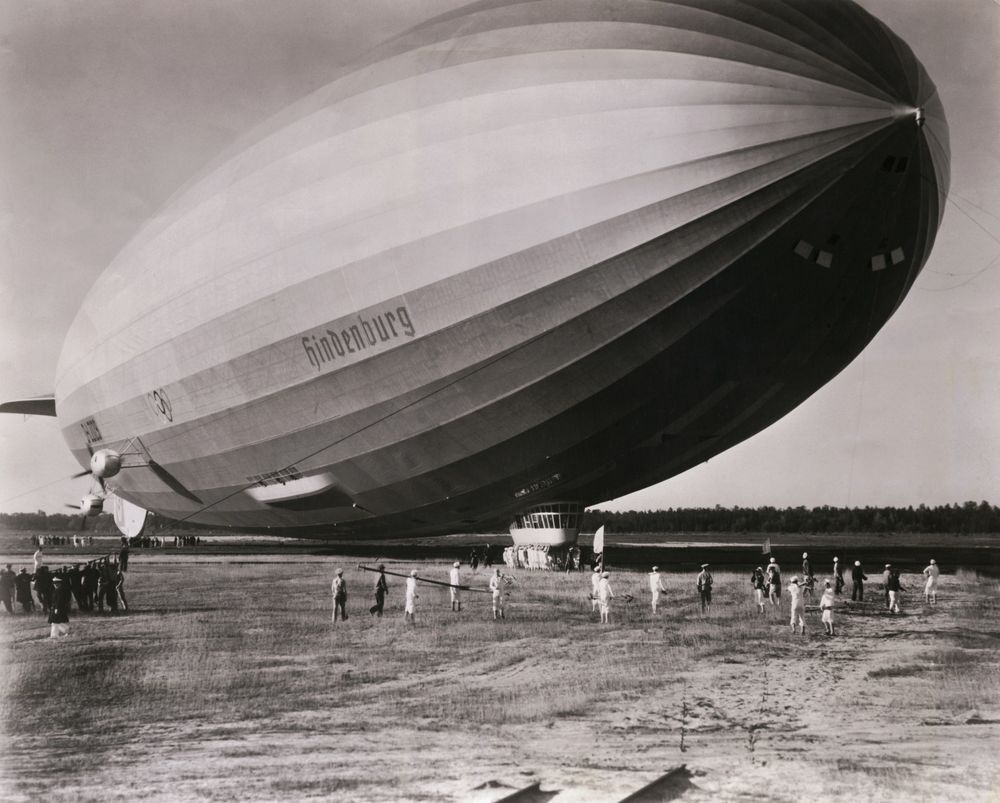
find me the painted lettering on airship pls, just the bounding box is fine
[146,388,173,423]
[301,304,416,372]
[80,418,103,446]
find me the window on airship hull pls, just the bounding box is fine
[793,240,834,268]
[513,502,581,530]
[880,155,910,173]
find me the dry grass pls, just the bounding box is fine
[1,559,999,801]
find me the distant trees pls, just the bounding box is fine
[3,501,1000,535]
[0,511,206,534]
[582,501,1000,534]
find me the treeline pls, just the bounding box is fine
[582,501,1000,534]
[4,501,1000,535]
[0,512,209,534]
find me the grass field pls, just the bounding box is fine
[1,554,999,801]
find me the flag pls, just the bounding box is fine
[593,525,605,557]
[762,538,771,555]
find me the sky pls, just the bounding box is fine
[1,0,998,517]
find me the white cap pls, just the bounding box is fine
[855,560,861,566]
[336,568,343,575]
[930,559,936,564]
[834,557,839,561]
[410,570,417,576]
[602,572,610,578]
[802,552,808,558]
[652,566,659,571]
[790,576,800,584]
[769,557,776,564]
[593,567,601,572]
[453,561,460,567]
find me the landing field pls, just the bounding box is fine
[1,553,999,801]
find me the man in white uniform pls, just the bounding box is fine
[590,567,601,613]
[922,559,940,604]
[449,561,462,612]
[819,579,836,636]
[489,568,505,620]
[598,571,615,624]
[331,568,347,623]
[648,566,667,613]
[404,570,418,624]
[788,576,805,635]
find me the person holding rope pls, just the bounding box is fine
[370,564,388,617]
[404,570,419,624]
[489,567,505,620]
[450,562,462,612]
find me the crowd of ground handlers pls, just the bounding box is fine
[329,551,944,636]
[0,540,132,638]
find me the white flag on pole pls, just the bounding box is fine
[593,525,605,556]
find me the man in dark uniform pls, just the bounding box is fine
[83,562,99,610]
[369,564,389,617]
[851,560,868,601]
[15,568,34,612]
[69,565,88,611]
[48,576,72,637]
[833,557,845,594]
[0,563,15,613]
[33,565,54,614]
[119,538,131,572]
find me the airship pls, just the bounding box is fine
[3,0,949,545]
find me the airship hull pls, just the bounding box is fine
[53,0,949,537]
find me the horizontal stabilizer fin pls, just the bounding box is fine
[0,395,56,416]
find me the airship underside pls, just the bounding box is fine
[47,0,948,540]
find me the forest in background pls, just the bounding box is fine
[3,501,1000,535]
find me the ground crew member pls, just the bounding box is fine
[696,563,713,612]
[0,564,14,614]
[404,570,418,624]
[851,560,867,601]
[332,568,348,623]
[370,564,388,617]
[923,559,940,604]
[450,561,462,612]
[882,564,892,609]
[819,579,835,636]
[788,576,805,634]
[887,567,905,614]
[15,568,33,612]
[48,576,72,638]
[590,567,601,612]
[751,566,766,613]
[766,557,781,605]
[648,566,666,613]
[114,564,128,611]
[33,547,46,571]
[833,557,844,594]
[801,553,814,600]
[489,568,505,620]
[598,571,614,624]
